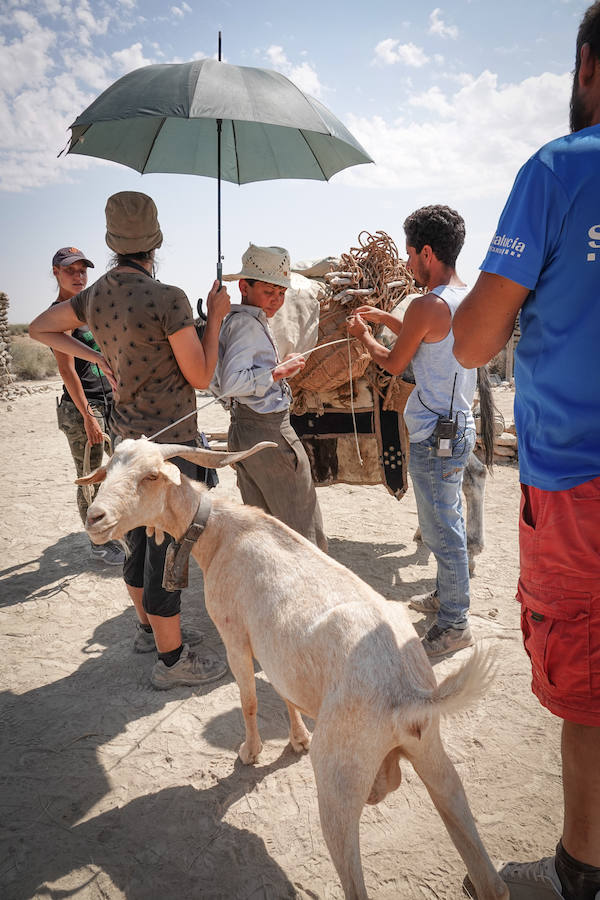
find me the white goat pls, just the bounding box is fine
[78,437,508,900]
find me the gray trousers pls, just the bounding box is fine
[228,404,327,552]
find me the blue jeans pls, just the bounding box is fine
[408,428,476,630]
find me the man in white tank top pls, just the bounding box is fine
[347,205,477,658]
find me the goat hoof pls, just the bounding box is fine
[290,730,311,753]
[238,741,262,765]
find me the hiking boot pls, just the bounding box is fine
[496,857,568,899]
[90,540,125,566]
[133,623,204,654]
[408,590,440,614]
[422,623,474,657]
[151,644,228,690]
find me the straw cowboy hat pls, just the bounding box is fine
[223,244,291,289]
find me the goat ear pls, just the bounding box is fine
[75,466,107,486]
[160,440,278,469]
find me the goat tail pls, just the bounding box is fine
[428,642,497,717]
[400,644,497,734]
[477,365,496,472]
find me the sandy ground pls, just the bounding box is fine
[0,384,562,900]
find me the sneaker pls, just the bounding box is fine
[151,644,228,690]
[497,857,566,898]
[408,590,440,614]
[133,623,204,654]
[422,623,474,657]
[90,540,125,566]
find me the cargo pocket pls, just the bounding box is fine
[518,580,592,698]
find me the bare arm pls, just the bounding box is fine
[54,350,105,444]
[29,301,117,390]
[453,272,529,367]
[347,295,439,376]
[353,306,404,336]
[168,280,230,389]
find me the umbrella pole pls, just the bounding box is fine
[217,31,223,286]
[217,117,222,286]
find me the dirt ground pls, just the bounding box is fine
[0,384,561,900]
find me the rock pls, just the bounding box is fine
[496,432,518,448]
[494,445,516,458]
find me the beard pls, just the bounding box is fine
[570,76,592,132]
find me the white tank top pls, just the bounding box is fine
[403,284,476,442]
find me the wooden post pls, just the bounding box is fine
[505,333,514,382]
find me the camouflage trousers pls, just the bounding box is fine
[56,396,110,526]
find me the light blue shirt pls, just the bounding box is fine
[480,124,600,490]
[211,304,291,413]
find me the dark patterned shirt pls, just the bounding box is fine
[71,271,197,442]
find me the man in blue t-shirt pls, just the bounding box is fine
[453,4,600,899]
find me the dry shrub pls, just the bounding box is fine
[8,323,29,336]
[10,340,57,380]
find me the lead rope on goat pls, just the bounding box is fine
[146,337,353,442]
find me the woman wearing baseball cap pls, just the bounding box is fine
[50,246,124,566]
[31,192,230,690]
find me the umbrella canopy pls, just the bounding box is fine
[67,58,373,183]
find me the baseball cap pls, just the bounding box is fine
[52,247,94,268]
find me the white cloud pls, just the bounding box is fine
[111,42,152,74]
[265,45,323,97]
[429,8,459,39]
[0,14,56,94]
[372,39,429,67]
[0,5,154,192]
[63,52,113,91]
[341,70,571,198]
[76,0,110,37]
[170,3,192,18]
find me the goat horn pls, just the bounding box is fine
[159,440,278,469]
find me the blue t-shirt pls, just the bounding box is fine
[480,124,600,491]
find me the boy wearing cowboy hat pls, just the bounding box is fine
[212,244,327,551]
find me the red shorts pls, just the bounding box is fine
[518,475,600,726]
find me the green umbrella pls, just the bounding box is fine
[65,48,373,280]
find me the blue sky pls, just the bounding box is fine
[1,0,589,322]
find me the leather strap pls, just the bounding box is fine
[162,493,212,591]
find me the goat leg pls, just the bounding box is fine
[285,700,311,753]
[225,638,263,764]
[310,713,386,900]
[407,728,509,900]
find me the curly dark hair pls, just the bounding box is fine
[403,205,466,267]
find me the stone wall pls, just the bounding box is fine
[0,292,15,396]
